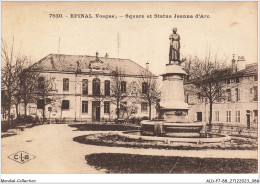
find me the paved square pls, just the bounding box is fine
[1,124,258,174]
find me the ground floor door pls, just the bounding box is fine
[246,111,250,129]
[92,101,100,122]
[197,112,202,122]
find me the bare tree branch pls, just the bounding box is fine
[184,51,231,126]
[136,69,160,120]
[110,67,129,120]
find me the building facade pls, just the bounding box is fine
[185,58,258,128]
[25,53,157,122]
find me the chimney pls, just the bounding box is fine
[105,53,109,58]
[76,61,80,71]
[231,54,237,72]
[237,56,246,71]
[146,61,149,70]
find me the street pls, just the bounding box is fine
[1,124,258,174]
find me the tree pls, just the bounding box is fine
[12,56,37,117]
[186,53,231,127]
[1,88,9,119]
[1,38,24,123]
[182,55,197,82]
[137,70,160,120]
[36,75,57,121]
[110,67,129,120]
[1,38,57,123]
[122,103,138,121]
[19,70,40,115]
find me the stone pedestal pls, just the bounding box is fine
[160,63,189,123]
[140,63,204,137]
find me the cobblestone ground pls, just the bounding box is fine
[1,124,258,174]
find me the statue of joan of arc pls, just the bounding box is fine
[169,27,180,64]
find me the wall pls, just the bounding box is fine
[185,74,258,127]
[27,71,157,122]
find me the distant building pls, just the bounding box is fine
[185,57,258,128]
[24,53,157,122]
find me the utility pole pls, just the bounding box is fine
[58,37,61,64]
[58,37,60,54]
[117,33,120,58]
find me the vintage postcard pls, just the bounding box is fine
[1,1,258,183]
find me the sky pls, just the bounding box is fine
[2,1,258,75]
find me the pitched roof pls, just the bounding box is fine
[184,63,258,84]
[237,63,257,76]
[29,54,155,76]
[225,63,258,78]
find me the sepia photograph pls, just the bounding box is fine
[1,1,258,183]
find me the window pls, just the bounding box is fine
[38,77,44,90]
[185,94,189,103]
[37,99,44,109]
[104,101,110,114]
[142,82,148,94]
[253,86,258,101]
[197,112,202,122]
[235,110,240,123]
[62,100,70,110]
[131,82,137,95]
[215,111,219,122]
[63,78,69,91]
[92,78,100,96]
[198,93,202,103]
[253,110,258,124]
[2,113,7,120]
[235,77,240,83]
[105,80,110,96]
[254,75,258,81]
[197,93,204,103]
[121,81,126,93]
[226,110,231,122]
[226,89,231,102]
[226,79,230,84]
[141,102,148,113]
[82,101,88,113]
[235,88,240,101]
[82,79,88,95]
[120,102,127,111]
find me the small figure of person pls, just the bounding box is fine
[169,27,180,64]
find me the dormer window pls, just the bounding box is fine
[89,52,104,70]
